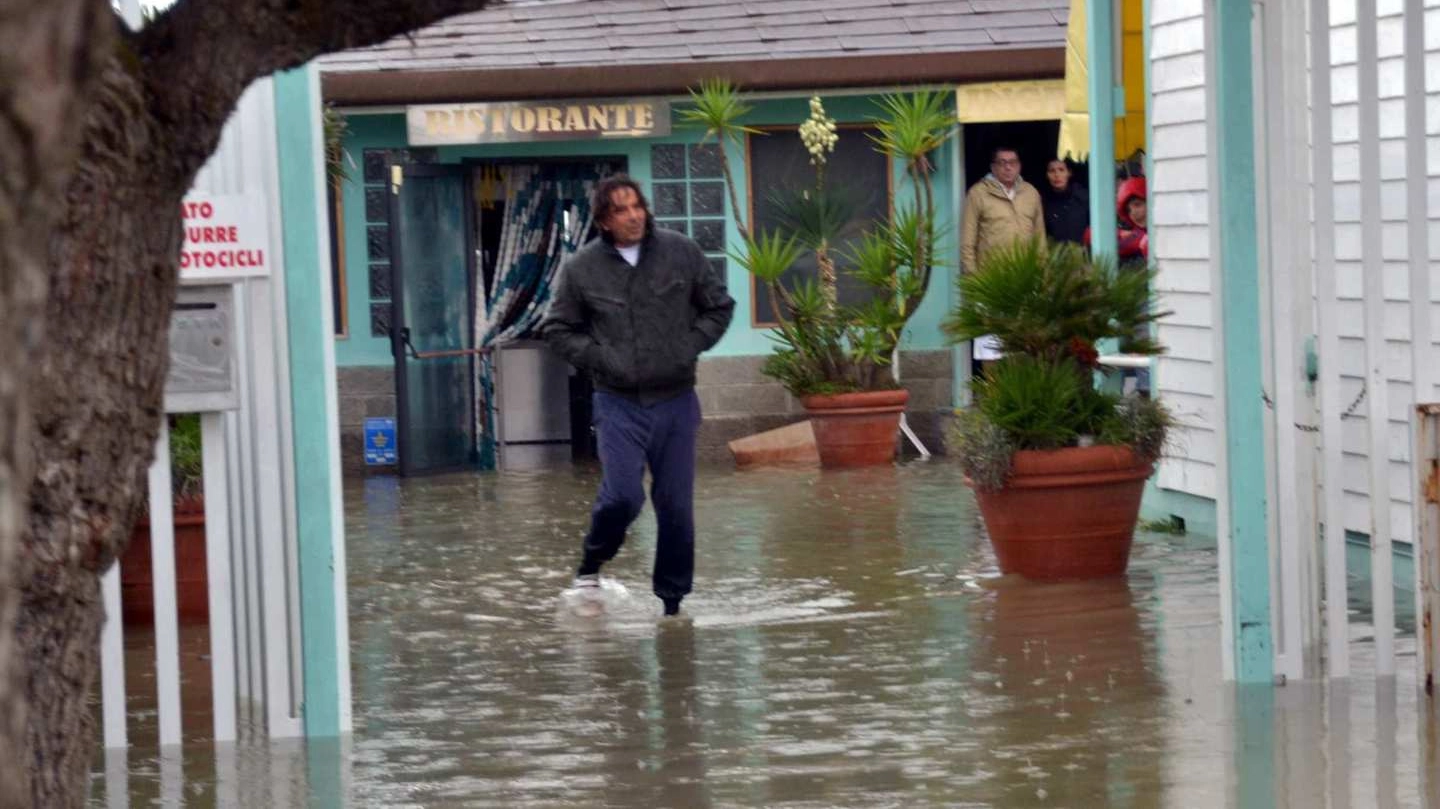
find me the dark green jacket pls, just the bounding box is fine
[541,225,735,405]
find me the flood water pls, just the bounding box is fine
[93,461,1439,807]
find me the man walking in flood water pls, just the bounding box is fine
[541,175,735,617]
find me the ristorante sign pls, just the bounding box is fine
[407,98,671,145]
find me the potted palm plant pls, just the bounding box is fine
[943,240,1173,579]
[684,81,956,467]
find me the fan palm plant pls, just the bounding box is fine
[943,239,1175,490]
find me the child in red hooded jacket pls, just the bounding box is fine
[1116,176,1148,262]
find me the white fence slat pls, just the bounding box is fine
[1312,0,1351,678]
[100,564,127,750]
[1403,0,1435,699]
[202,412,238,741]
[146,420,183,746]
[1357,0,1397,676]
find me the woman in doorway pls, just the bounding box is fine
[1041,158,1090,246]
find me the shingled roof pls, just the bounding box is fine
[322,0,1069,106]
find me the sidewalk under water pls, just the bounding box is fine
[93,461,1438,807]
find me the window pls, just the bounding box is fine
[747,126,891,325]
[650,143,727,283]
[360,147,437,338]
[362,149,394,338]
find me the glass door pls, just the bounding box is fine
[387,163,478,476]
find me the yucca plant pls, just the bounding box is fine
[729,229,804,325]
[686,82,957,398]
[679,78,762,240]
[870,90,956,293]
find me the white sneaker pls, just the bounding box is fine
[567,573,605,618]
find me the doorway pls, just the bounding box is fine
[386,157,622,475]
[961,119,1075,195]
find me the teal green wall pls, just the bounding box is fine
[275,67,346,737]
[1141,482,1219,540]
[334,93,958,368]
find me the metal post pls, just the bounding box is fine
[1417,404,1439,696]
[892,349,930,458]
[1087,0,1119,258]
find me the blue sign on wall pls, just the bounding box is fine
[364,417,397,465]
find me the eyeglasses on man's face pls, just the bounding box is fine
[992,157,1019,167]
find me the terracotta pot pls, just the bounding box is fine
[800,389,909,468]
[973,445,1153,580]
[121,497,209,626]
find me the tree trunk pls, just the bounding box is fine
[1,1,498,805]
[0,1,115,805]
[21,60,178,806]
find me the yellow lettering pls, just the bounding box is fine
[611,104,631,130]
[491,108,507,135]
[633,103,655,131]
[424,109,452,136]
[537,106,563,133]
[466,108,487,136]
[566,106,588,131]
[510,107,537,133]
[585,105,608,130]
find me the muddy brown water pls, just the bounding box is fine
[92,462,1437,807]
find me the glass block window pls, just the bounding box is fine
[650,142,727,284]
[363,149,395,338]
[360,148,438,339]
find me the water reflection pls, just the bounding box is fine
[89,462,1432,807]
[970,576,1164,806]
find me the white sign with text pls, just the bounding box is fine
[179,193,271,279]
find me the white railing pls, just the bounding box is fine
[97,79,306,793]
[1258,0,1434,682]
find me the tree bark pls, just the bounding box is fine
[0,2,115,805]
[4,1,495,806]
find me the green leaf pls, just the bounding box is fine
[766,184,860,250]
[868,90,958,162]
[943,239,1171,362]
[679,78,765,142]
[729,230,804,284]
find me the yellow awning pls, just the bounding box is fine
[1057,0,1090,159]
[1056,0,1147,161]
[954,79,1066,124]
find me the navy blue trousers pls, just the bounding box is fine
[577,390,700,602]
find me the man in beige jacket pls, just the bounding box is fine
[961,146,1044,273]
[961,146,1044,361]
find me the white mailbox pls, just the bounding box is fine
[163,284,239,413]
